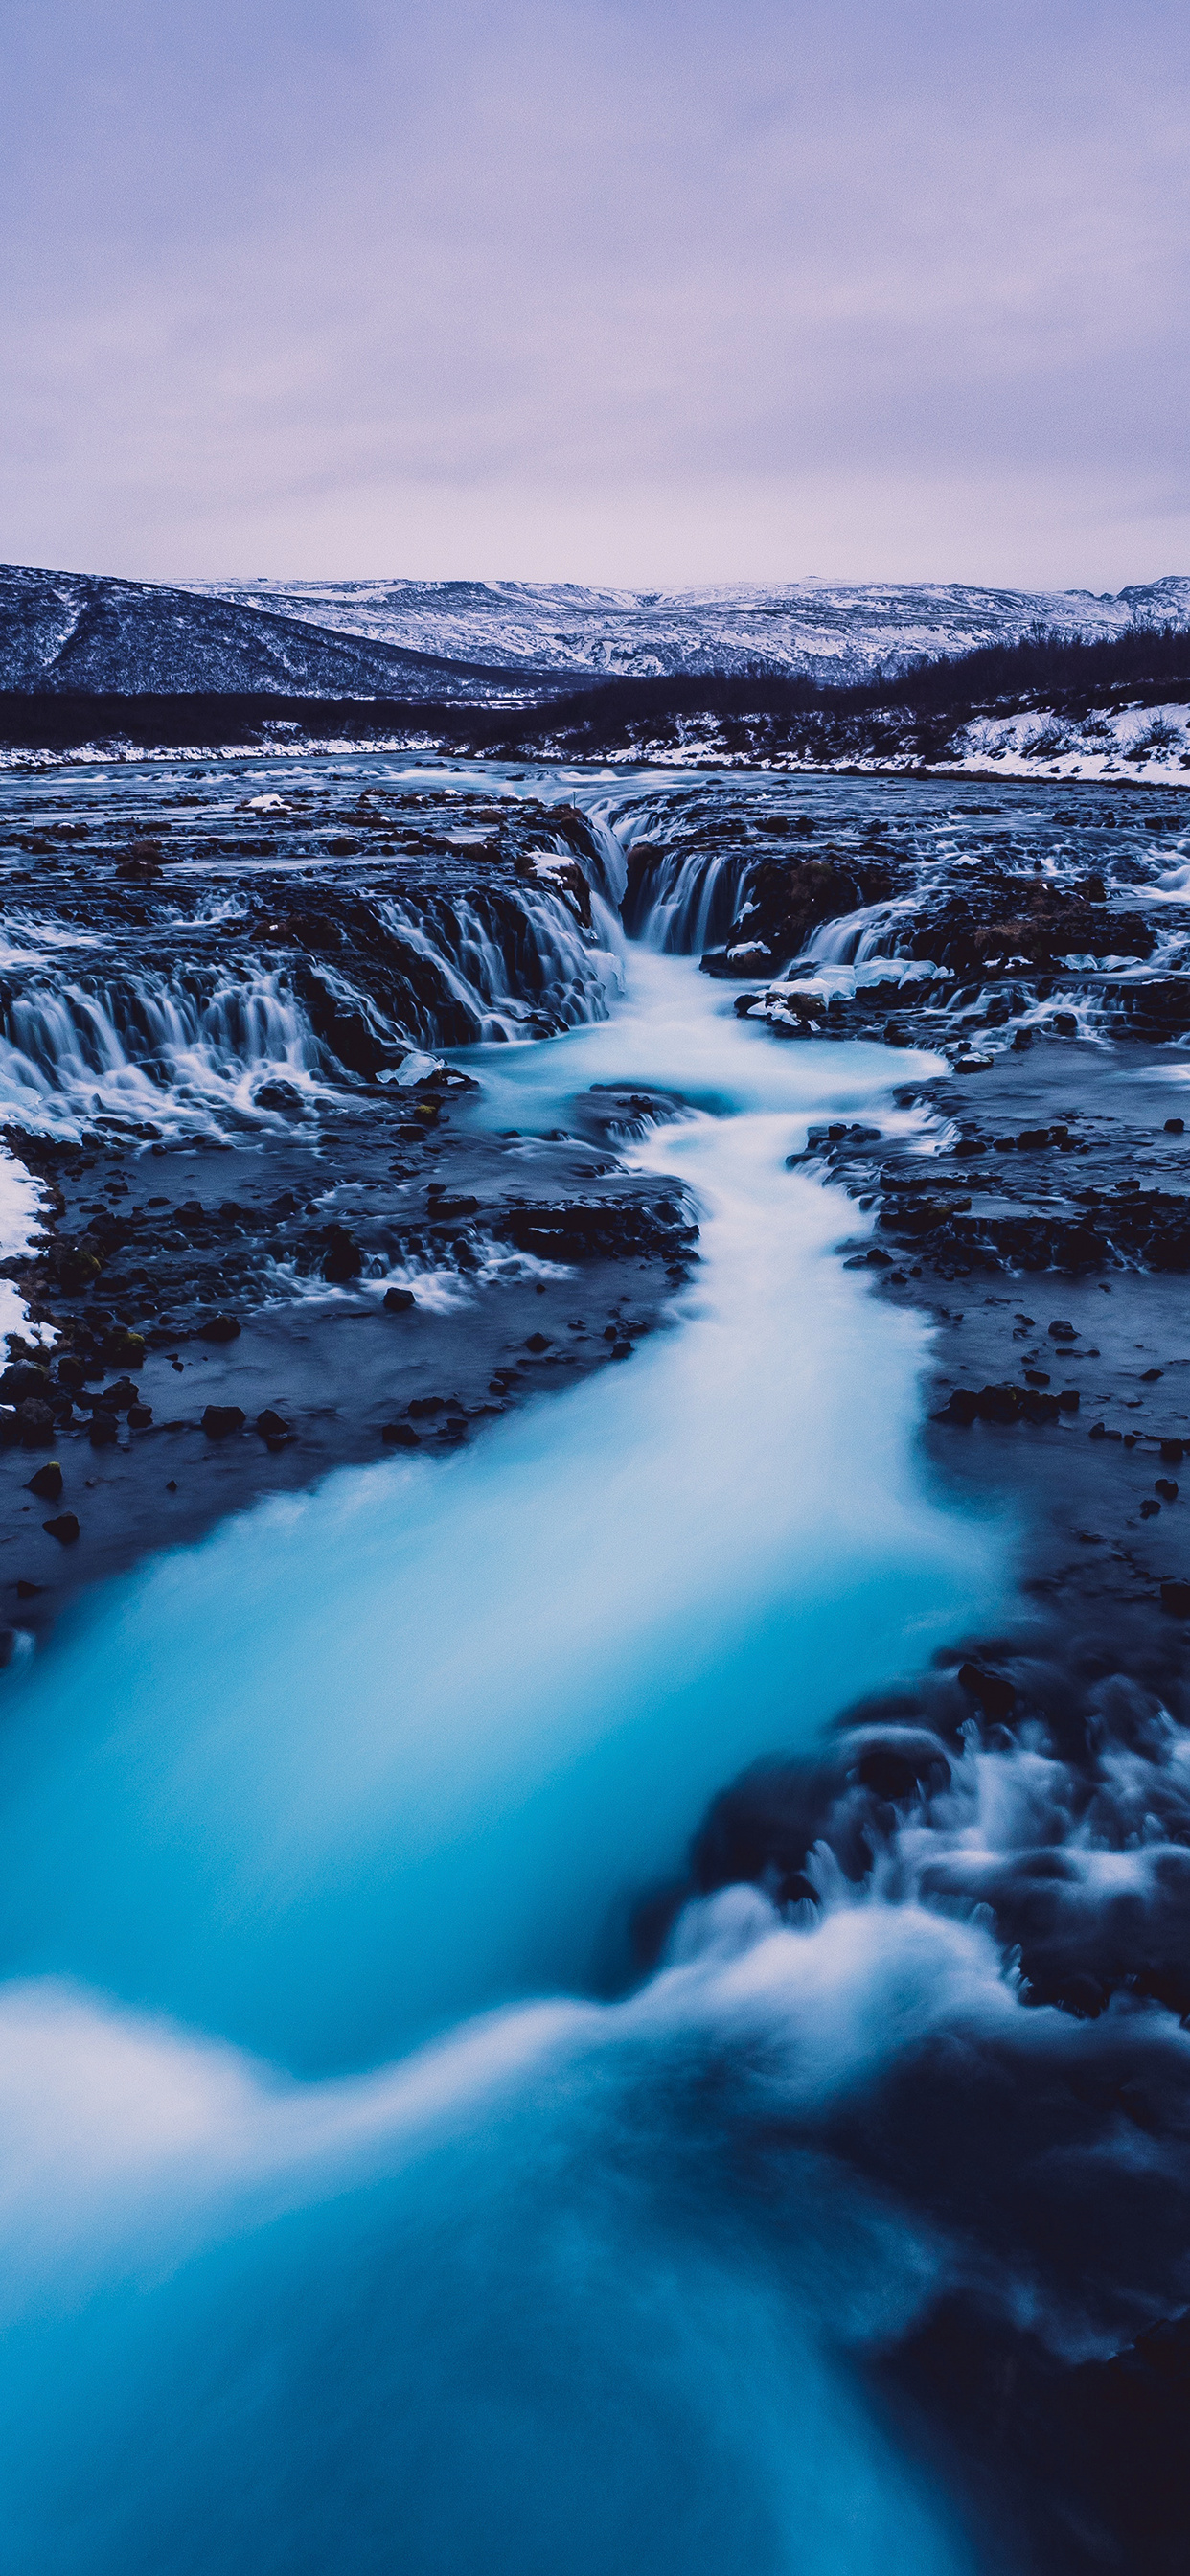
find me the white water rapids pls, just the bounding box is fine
[0,918,1011,2569]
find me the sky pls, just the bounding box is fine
[2,0,1187,590]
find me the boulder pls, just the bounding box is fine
[201,1404,245,1438]
[18,1398,56,1446]
[42,1513,80,1544]
[0,1362,51,1403]
[322,1226,363,1283]
[26,1462,62,1502]
[198,1314,241,1344]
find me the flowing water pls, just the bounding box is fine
[0,760,1089,2571]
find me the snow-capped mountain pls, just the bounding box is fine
[3,562,1188,699]
[0,565,543,700]
[199,574,1190,686]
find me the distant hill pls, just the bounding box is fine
[0,564,546,701]
[2,561,1188,701]
[198,573,1190,686]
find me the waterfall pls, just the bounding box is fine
[622,846,756,954]
[0,882,624,1138]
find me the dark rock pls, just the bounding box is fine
[408,1395,444,1417]
[0,1362,53,1403]
[383,1286,416,1311]
[1047,1320,1077,1340]
[18,1398,56,1446]
[322,1226,363,1283]
[57,1245,103,1293]
[42,1513,80,1544]
[126,1404,152,1429]
[25,1462,62,1501]
[382,1423,421,1447]
[97,1377,140,1414]
[200,1404,245,1438]
[958,1663,1017,1720]
[104,1328,145,1368]
[198,1314,241,1343]
[1165,1118,1184,1135]
[1160,1580,1190,1616]
[256,1410,291,1438]
[88,1413,119,1447]
[1156,1479,1179,1501]
[524,1332,552,1352]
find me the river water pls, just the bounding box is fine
[0,764,1023,2570]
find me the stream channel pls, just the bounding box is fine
[0,766,1014,2572]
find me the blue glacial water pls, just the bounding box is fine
[0,927,1011,2572]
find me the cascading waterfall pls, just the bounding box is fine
[0,880,621,1137]
[624,843,755,953]
[0,967,332,1135]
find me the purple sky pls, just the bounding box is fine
[3,0,1187,587]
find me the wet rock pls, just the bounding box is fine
[256,1410,291,1438]
[1160,1580,1190,1616]
[88,1413,119,1447]
[127,1404,152,1429]
[96,1377,141,1414]
[200,1404,245,1438]
[383,1286,416,1311]
[381,1423,421,1447]
[958,1663,1017,1720]
[0,1362,51,1403]
[198,1314,241,1343]
[104,1328,145,1368]
[18,1398,56,1447]
[42,1512,80,1544]
[322,1225,363,1283]
[25,1462,62,1502]
[524,1332,552,1353]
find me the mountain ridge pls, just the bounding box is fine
[3,561,1189,700]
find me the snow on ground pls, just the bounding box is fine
[943,702,1190,783]
[0,1151,50,1349]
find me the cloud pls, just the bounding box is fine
[2,0,1187,583]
